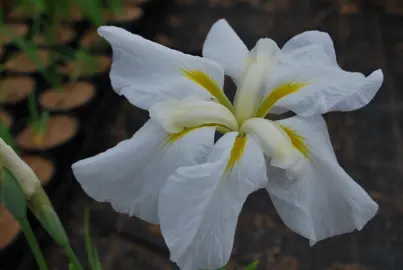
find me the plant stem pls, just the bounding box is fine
[19,217,48,270]
[64,244,84,270]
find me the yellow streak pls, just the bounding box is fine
[281,126,310,158]
[180,68,233,110]
[225,135,247,172]
[166,123,230,144]
[256,82,310,118]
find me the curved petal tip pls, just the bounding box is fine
[97,25,123,39]
[368,69,384,86]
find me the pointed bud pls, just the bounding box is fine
[0,138,41,198]
[0,138,68,246]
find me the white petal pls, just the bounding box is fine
[98,26,226,110]
[202,19,248,85]
[159,132,267,270]
[266,115,378,244]
[72,120,215,224]
[149,99,239,133]
[260,65,383,117]
[281,30,337,66]
[266,106,289,115]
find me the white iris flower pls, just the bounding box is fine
[72,19,383,270]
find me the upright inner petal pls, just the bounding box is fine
[233,38,280,123]
[150,99,239,134]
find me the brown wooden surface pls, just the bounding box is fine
[47,1,403,269]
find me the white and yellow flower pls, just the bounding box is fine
[72,21,383,270]
[203,19,383,118]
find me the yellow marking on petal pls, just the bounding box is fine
[281,126,310,158]
[256,82,310,118]
[225,135,247,172]
[180,68,233,110]
[166,123,230,144]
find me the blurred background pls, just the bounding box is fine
[0,0,402,269]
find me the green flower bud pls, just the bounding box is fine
[0,138,41,198]
[0,138,68,246]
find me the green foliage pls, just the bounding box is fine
[71,48,97,81]
[28,188,69,246]
[28,92,39,129]
[0,2,129,270]
[15,0,46,14]
[1,169,27,220]
[28,188,84,270]
[5,0,123,89]
[84,209,103,270]
[74,0,105,27]
[105,0,123,15]
[28,92,49,137]
[0,166,48,269]
[0,121,18,154]
[216,260,259,270]
[53,46,97,82]
[9,33,61,87]
[8,34,45,72]
[19,217,49,270]
[244,260,259,270]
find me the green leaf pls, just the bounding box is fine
[38,111,50,136]
[28,94,50,136]
[0,121,19,154]
[44,67,63,89]
[84,208,103,270]
[8,34,45,74]
[244,260,259,270]
[84,208,96,269]
[69,48,97,82]
[93,247,103,270]
[28,188,69,246]
[1,169,27,220]
[28,92,40,132]
[68,262,81,270]
[19,217,49,270]
[9,33,55,86]
[74,0,104,27]
[106,0,123,14]
[32,13,41,36]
